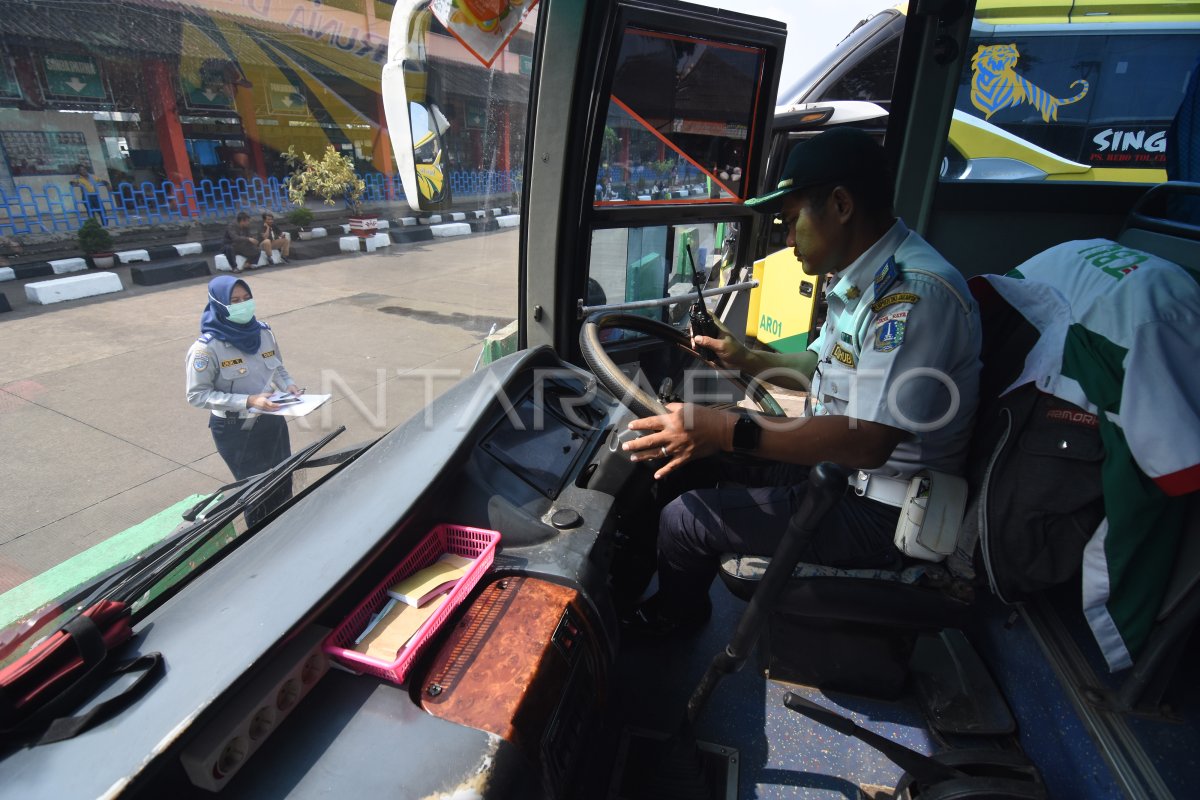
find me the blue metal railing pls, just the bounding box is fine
[0,169,523,236]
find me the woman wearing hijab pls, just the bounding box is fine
[185,275,301,524]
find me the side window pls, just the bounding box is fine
[816,37,899,105]
[588,221,738,333]
[593,28,766,206]
[943,30,1199,183]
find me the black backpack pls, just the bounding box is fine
[966,279,1107,603]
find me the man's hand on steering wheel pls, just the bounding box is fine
[622,403,734,480]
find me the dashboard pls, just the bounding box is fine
[0,346,642,799]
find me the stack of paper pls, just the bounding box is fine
[353,595,448,661]
[386,553,474,607]
[350,553,476,662]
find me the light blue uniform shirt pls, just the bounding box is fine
[808,220,981,477]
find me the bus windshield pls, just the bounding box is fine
[0,0,534,630]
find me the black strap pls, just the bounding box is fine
[36,653,163,745]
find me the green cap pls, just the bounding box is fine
[745,127,887,212]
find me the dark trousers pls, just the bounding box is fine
[84,193,106,226]
[209,413,293,526]
[654,457,901,620]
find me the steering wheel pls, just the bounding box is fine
[579,312,786,418]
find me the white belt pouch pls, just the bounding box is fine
[894,470,969,562]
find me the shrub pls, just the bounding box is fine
[283,145,366,215]
[77,217,114,254]
[285,206,314,227]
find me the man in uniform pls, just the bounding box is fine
[620,128,983,635]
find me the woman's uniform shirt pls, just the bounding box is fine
[185,324,293,416]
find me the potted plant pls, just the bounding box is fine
[283,145,373,238]
[285,206,315,240]
[77,217,115,269]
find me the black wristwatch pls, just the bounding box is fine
[732,412,761,452]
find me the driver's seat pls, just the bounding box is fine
[718,536,975,699]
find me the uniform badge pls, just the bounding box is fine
[193,355,209,371]
[220,358,244,368]
[238,367,247,375]
[839,331,853,345]
[845,285,860,300]
[261,350,276,358]
[832,343,856,367]
[873,256,900,298]
[874,311,907,353]
[871,292,920,312]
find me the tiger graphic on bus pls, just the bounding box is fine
[970,43,1089,123]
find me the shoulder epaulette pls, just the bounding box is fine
[259,321,271,330]
[872,256,902,299]
[197,332,214,344]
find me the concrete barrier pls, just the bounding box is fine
[449,212,466,221]
[116,249,151,264]
[430,223,471,237]
[25,271,123,304]
[174,242,204,256]
[339,236,361,252]
[0,268,13,282]
[390,227,434,243]
[496,215,521,229]
[0,292,10,313]
[48,258,88,274]
[131,260,210,286]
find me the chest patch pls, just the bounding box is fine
[261,350,276,359]
[831,343,856,367]
[872,292,920,312]
[220,358,244,368]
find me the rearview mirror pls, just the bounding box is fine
[409,101,452,207]
[381,2,453,212]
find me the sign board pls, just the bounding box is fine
[42,53,107,101]
[0,130,91,177]
[429,0,540,68]
[267,81,308,115]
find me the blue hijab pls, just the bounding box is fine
[200,275,263,353]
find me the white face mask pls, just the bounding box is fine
[226,299,256,324]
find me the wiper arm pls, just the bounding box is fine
[178,430,373,523]
[2,427,348,658]
[189,426,346,525]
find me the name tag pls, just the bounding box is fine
[220,358,244,368]
[261,350,276,358]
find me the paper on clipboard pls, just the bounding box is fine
[251,393,331,417]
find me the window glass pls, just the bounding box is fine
[817,37,899,105]
[588,220,736,334]
[0,2,534,610]
[594,28,765,206]
[945,28,1199,182]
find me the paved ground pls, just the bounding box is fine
[0,229,519,593]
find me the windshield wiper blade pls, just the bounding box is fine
[0,427,347,660]
[188,426,346,526]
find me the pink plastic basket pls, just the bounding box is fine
[323,523,500,684]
